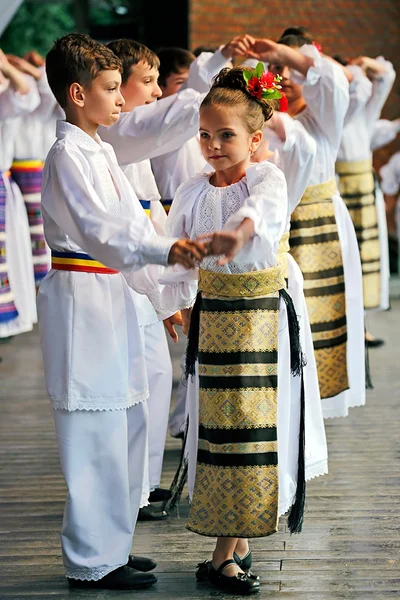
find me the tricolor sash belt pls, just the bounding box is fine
[161,199,172,214]
[139,199,151,217]
[0,171,19,324]
[11,159,48,286]
[51,251,120,274]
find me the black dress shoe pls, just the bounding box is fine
[127,555,157,572]
[366,338,385,348]
[208,559,260,595]
[67,566,157,590]
[196,555,259,582]
[138,504,168,521]
[148,488,172,503]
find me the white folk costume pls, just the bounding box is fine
[380,151,400,259]
[371,118,400,152]
[38,121,178,580]
[287,44,365,419]
[12,67,58,287]
[0,76,39,337]
[100,88,210,490]
[336,59,395,311]
[162,161,308,537]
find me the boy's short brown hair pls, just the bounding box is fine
[156,47,195,87]
[106,39,160,84]
[46,33,122,108]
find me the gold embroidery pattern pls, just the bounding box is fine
[198,267,285,298]
[198,363,279,377]
[188,281,280,538]
[199,388,278,430]
[198,439,278,454]
[336,160,381,309]
[289,182,348,399]
[317,343,349,399]
[199,309,279,353]
[187,464,279,538]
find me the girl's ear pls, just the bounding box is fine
[250,129,263,154]
[69,82,85,107]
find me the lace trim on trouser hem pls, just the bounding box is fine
[65,563,125,581]
[51,389,148,412]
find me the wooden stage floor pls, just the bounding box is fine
[0,298,399,599]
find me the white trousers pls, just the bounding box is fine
[142,321,173,490]
[53,401,149,581]
[168,353,187,438]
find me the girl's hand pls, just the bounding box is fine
[181,308,192,336]
[221,34,256,59]
[197,230,246,266]
[163,311,183,343]
[247,39,282,64]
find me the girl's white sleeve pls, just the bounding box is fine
[98,88,205,165]
[365,57,396,127]
[291,45,350,154]
[42,143,176,271]
[344,65,372,125]
[185,49,231,93]
[371,119,400,151]
[223,161,288,266]
[159,175,208,309]
[0,75,40,119]
[379,152,400,196]
[265,113,316,215]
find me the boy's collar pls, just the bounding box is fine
[56,120,104,153]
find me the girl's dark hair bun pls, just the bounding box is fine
[210,66,274,122]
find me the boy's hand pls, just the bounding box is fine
[248,39,282,63]
[163,311,183,343]
[221,34,256,59]
[0,49,11,77]
[168,239,207,269]
[24,50,45,68]
[181,307,192,336]
[6,55,42,80]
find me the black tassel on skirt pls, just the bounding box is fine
[287,375,306,534]
[280,288,307,377]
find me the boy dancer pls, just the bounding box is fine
[38,33,206,590]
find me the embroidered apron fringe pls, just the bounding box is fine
[163,415,189,513]
[279,288,307,377]
[287,375,306,533]
[185,292,202,378]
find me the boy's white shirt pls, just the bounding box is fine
[39,120,181,410]
[371,118,400,152]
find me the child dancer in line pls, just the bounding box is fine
[0,50,39,340]
[162,64,307,595]
[38,33,207,591]
[250,32,366,419]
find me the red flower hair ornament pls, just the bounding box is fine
[243,62,283,101]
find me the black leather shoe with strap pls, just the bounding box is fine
[196,552,259,582]
[127,555,157,572]
[207,559,260,595]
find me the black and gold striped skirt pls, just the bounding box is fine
[336,158,380,310]
[289,179,349,400]
[186,266,303,538]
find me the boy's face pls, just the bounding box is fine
[73,69,125,127]
[121,61,162,111]
[160,68,189,98]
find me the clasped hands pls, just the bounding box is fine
[221,34,283,65]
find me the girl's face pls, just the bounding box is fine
[268,62,303,104]
[199,104,262,173]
